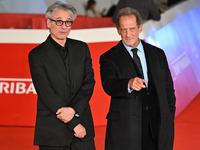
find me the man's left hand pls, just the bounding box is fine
[56,107,75,123]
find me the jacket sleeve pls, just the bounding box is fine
[28,51,66,114]
[100,54,130,98]
[67,44,95,129]
[148,0,161,21]
[162,51,176,116]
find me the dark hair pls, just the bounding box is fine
[115,7,142,28]
[45,1,77,21]
[86,0,96,10]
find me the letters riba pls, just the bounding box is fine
[0,80,36,94]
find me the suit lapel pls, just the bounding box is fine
[67,39,75,83]
[45,36,67,78]
[116,41,138,77]
[142,41,157,83]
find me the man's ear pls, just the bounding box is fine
[47,19,50,29]
[139,24,143,34]
[117,27,121,36]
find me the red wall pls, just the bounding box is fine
[0,42,117,127]
[0,14,115,29]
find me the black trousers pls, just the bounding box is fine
[39,137,96,150]
[141,87,159,150]
[142,124,158,150]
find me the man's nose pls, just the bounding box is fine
[126,29,131,37]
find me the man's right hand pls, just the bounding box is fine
[129,77,147,91]
[73,124,86,139]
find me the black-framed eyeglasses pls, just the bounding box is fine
[49,18,73,27]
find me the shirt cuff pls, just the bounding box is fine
[128,84,133,93]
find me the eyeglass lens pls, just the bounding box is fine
[56,20,73,26]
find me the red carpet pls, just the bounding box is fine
[0,94,200,150]
[173,93,200,150]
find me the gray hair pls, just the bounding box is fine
[116,7,142,28]
[45,1,77,21]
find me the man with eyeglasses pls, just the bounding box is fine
[28,1,96,150]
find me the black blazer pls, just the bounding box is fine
[112,0,161,22]
[29,36,95,146]
[100,40,176,150]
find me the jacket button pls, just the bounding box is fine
[146,107,149,110]
[128,114,137,118]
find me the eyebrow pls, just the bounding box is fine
[55,17,72,20]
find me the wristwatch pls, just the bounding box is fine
[74,113,80,118]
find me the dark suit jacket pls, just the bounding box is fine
[112,0,161,22]
[29,36,95,146]
[100,40,176,150]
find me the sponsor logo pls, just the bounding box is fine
[0,78,36,94]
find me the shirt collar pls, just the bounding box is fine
[49,35,67,51]
[122,40,143,54]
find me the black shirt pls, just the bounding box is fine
[49,36,68,59]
